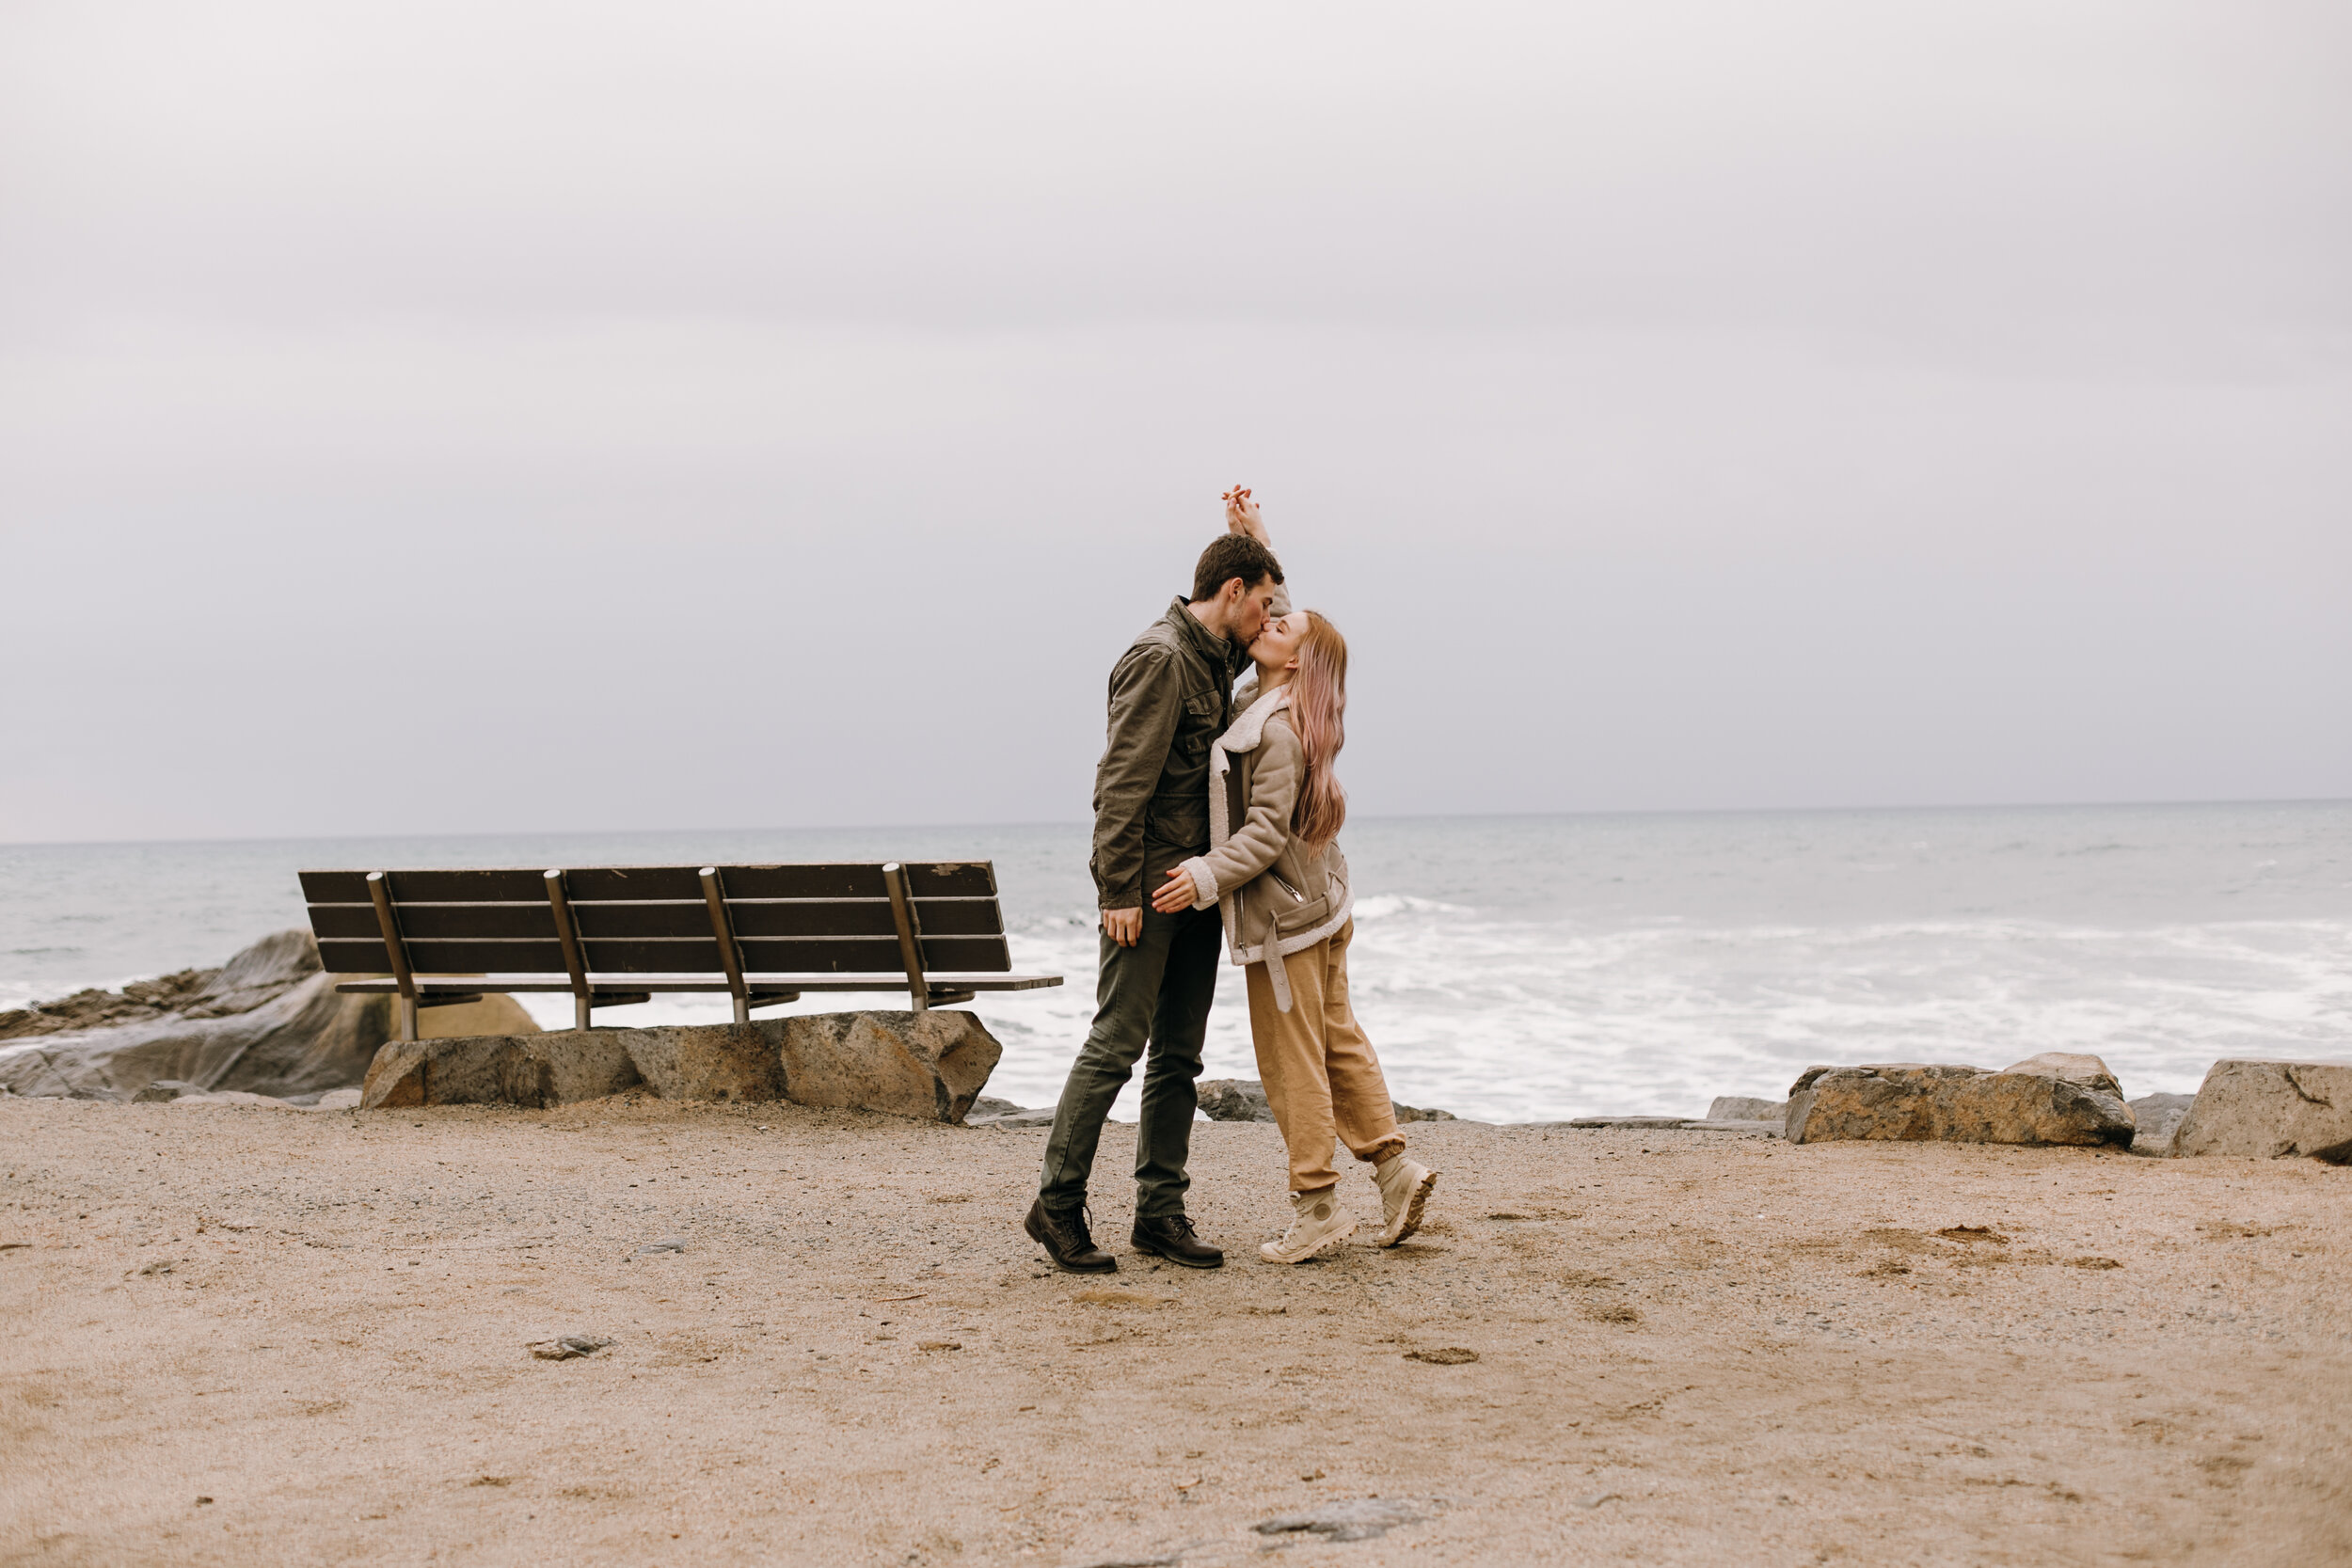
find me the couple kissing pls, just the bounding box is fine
[1024,489,1439,1272]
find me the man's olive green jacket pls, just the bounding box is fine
[1089,598,1252,911]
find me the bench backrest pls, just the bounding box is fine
[299,863,1009,976]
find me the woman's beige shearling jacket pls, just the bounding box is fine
[1174,680,1351,1012]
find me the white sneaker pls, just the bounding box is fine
[1371,1155,1437,1247]
[1258,1186,1356,1264]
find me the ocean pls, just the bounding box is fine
[4,801,2347,1122]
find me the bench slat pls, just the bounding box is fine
[308,903,553,941]
[301,867,548,903]
[577,898,1004,940]
[300,863,999,906]
[305,896,1006,942]
[316,933,1013,975]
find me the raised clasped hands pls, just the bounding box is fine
[1223,484,1266,543]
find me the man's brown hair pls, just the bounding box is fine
[1190,534,1285,602]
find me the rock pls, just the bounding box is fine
[613,1022,788,1103]
[1784,1063,2136,1148]
[1196,1079,1276,1122]
[362,1029,644,1109]
[1252,1498,1428,1543]
[967,1100,1057,1129]
[1708,1096,1787,1122]
[2171,1061,2352,1164]
[1195,1080,1457,1125]
[359,1009,1003,1123]
[1566,1116,1692,1130]
[1681,1119,1785,1134]
[775,1010,1001,1124]
[0,929,537,1102]
[177,929,326,1019]
[132,1080,205,1103]
[527,1335,612,1360]
[167,1090,300,1109]
[1403,1347,1478,1364]
[2127,1092,2198,1157]
[310,1088,364,1111]
[634,1237,686,1256]
[0,969,229,1042]
[2002,1053,2125,1098]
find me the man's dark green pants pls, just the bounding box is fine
[1038,898,1223,1218]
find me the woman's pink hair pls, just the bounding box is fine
[1286,611,1349,849]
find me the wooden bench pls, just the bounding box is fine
[300,862,1061,1041]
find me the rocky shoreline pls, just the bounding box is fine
[6,930,2347,1173]
[0,930,534,1103]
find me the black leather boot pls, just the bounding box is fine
[1025,1197,1116,1274]
[1130,1212,1225,1269]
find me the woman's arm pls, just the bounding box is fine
[1226,486,1291,617]
[1151,720,1301,912]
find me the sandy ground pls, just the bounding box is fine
[2,1094,2346,1568]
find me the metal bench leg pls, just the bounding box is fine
[701,867,752,1027]
[545,870,595,1032]
[883,862,930,1013]
[369,872,421,1044]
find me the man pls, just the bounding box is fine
[1024,504,1285,1273]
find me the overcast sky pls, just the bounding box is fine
[3,1,2345,844]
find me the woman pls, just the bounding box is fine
[1151,601,1438,1262]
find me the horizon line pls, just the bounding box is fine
[6,794,2347,853]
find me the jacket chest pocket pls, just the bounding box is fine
[1170,689,1223,758]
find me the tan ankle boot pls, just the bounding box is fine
[1371,1154,1437,1247]
[1258,1186,1355,1264]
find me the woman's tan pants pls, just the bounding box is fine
[1246,921,1406,1193]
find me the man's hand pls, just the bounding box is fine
[1223,485,1267,544]
[1150,866,1198,915]
[1102,906,1143,947]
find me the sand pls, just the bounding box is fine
[2,1094,2346,1566]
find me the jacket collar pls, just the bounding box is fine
[1216,680,1292,759]
[1166,597,1242,675]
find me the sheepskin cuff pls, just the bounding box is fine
[1177,856,1220,911]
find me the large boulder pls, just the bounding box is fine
[359,1009,1002,1123]
[0,930,537,1101]
[363,1029,644,1110]
[774,1010,1000,1123]
[2171,1061,2352,1164]
[1786,1061,2137,1148]
[1707,1095,1787,1123]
